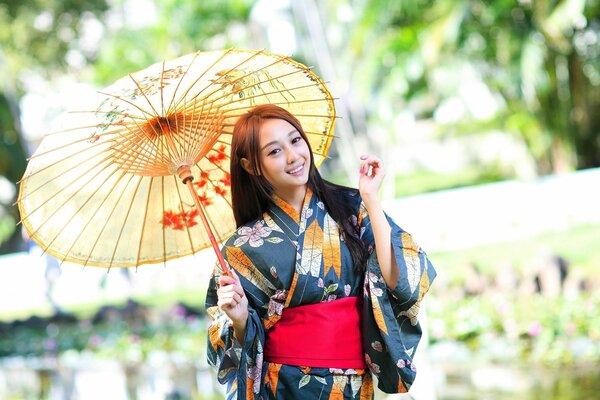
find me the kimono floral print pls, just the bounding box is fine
[205,188,436,399]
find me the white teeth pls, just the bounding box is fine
[288,165,303,174]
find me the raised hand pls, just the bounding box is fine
[358,154,385,203]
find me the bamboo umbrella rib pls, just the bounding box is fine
[68,110,150,122]
[180,116,207,161]
[169,50,273,114]
[19,143,109,191]
[37,162,131,252]
[82,173,137,268]
[106,175,145,270]
[181,79,331,119]
[196,113,225,162]
[135,176,155,268]
[178,65,311,116]
[59,168,131,265]
[33,123,120,138]
[212,137,234,149]
[172,124,204,163]
[188,103,224,160]
[217,97,335,115]
[25,130,120,162]
[112,132,169,174]
[184,113,219,166]
[25,155,120,239]
[208,65,320,106]
[170,48,263,113]
[96,91,156,120]
[160,60,167,117]
[220,84,332,110]
[185,98,211,158]
[161,176,167,267]
[166,49,235,116]
[19,49,337,269]
[19,152,115,214]
[117,110,190,171]
[127,74,163,118]
[164,115,197,160]
[122,115,170,158]
[217,122,335,136]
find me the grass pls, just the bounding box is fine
[394,166,508,197]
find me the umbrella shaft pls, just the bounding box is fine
[185,179,230,274]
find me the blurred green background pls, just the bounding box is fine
[1,0,599,399]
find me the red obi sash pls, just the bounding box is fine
[264,296,367,369]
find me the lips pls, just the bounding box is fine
[287,164,304,174]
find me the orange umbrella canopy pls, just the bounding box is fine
[18,49,336,268]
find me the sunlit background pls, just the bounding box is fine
[1,0,599,399]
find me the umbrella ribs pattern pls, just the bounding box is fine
[18,49,336,268]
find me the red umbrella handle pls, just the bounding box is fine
[184,178,231,275]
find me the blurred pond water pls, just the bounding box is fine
[1,354,598,399]
[435,363,600,400]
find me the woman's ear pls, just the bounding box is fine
[240,158,258,175]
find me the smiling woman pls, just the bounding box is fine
[245,118,312,214]
[204,104,436,399]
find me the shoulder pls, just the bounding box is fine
[223,215,271,250]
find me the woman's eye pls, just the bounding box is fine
[268,148,280,156]
[292,136,302,144]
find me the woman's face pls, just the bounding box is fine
[256,118,311,197]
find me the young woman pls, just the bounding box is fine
[205,104,436,399]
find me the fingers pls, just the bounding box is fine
[217,289,244,309]
[359,154,384,177]
[219,268,241,285]
[217,280,245,297]
[217,269,246,310]
[218,274,237,287]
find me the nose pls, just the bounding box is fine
[286,147,298,164]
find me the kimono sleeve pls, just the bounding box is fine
[358,202,437,393]
[205,262,267,400]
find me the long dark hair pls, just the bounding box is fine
[230,104,369,271]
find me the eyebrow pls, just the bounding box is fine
[260,129,299,151]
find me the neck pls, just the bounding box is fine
[275,186,307,215]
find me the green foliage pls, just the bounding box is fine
[93,0,253,85]
[394,165,508,197]
[428,223,600,368]
[0,0,109,86]
[0,304,207,360]
[344,0,600,172]
[429,292,600,366]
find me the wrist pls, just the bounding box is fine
[230,311,248,336]
[361,194,381,209]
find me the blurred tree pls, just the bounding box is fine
[340,0,600,174]
[0,0,253,253]
[92,0,252,85]
[0,0,110,253]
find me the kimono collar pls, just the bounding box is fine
[270,188,314,224]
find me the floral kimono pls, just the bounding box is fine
[206,188,436,399]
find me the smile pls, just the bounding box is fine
[287,164,304,174]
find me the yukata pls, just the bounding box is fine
[206,188,436,399]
